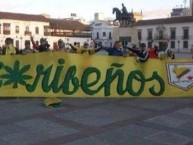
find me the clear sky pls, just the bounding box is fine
[0,0,190,21]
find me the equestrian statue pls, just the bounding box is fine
[113,3,136,26]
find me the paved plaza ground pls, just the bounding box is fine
[1,97,193,145]
[0,52,192,145]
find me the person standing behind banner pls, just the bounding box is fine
[21,41,34,55]
[87,41,104,55]
[3,37,18,55]
[30,36,50,52]
[57,39,67,52]
[68,42,90,54]
[158,42,175,59]
[101,41,125,56]
[90,39,98,49]
[127,43,149,62]
[148,45,158,59]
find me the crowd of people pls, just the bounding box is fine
[0,36,175,62]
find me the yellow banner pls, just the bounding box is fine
[0,52,192,98]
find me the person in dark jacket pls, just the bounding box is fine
[127,43,149,62]
[102,41,124,56]
[30,36,50,52]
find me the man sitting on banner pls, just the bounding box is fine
[127,43,149,62]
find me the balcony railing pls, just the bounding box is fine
[154,34,169,40]
[51,32,91,37]
[44,32,51,36]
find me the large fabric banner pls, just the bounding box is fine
[0,52,192,98]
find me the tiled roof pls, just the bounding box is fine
[136,16,193,26]
[0,11,91,31]
[0,11,49,22]
[48,19,91,31]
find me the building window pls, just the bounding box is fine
[138,31,142,40]
[159,30,164,39]
[183,41,188,49]
[25,26,31,35]
[183,28,189,39]
[35,27,39,34]
[44,26,50,36]
[170,28,176,39]
[3,23,11,35]
[97,32,99,39]
[170,41,175,49]
[147,29,152,40]
[109,32,112,39]
[15,26,19,33]
[103,32,106,37]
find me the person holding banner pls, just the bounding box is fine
[127,43,149,62]
[30,36,50,52]
[69,42,90,54]
[3,37,19,55]
[21,41,34,55]
[88,41,104,55]
[158,42,175,59]
[101,41,125,56]
[148,45,159,59]
[57,39,67,52]
[68,42,101,55]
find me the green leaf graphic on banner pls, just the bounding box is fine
[0,60,33,88]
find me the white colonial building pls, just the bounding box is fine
[91,13,116,47]
[136,16,193,52]
[0,12,91,49]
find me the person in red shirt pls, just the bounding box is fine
[148,45,158,59]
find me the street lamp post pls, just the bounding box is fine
[20,36,23,49]
[177,40,180,53]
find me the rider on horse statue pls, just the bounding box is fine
[122,3,128,17]
[112,3,136,26]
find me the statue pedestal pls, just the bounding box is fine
[113,26,139,47]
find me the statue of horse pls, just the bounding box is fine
[112,7,122,22]
[113,7,136,25]
[127,12,136,24]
